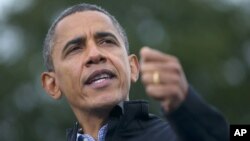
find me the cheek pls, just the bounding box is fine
[111,52,131,89]
[55,64,82,95]
[56,69,84,108]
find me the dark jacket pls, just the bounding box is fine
[67,88,229,141]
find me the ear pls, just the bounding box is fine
[41,72,62,100]
[128,54,140,83]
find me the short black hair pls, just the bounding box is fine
[43,3,129,71]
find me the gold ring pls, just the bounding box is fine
[153,71,160,84]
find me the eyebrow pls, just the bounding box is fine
[62,36,85,55]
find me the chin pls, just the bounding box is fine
[93,95,122,109]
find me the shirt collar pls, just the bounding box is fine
[77,124,108,141]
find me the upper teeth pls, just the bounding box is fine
[93,73,110,81]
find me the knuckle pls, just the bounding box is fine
[146,86,153,94]
[168,85,180,95]
[140,65,145,71]
[172,63,182,74]
[141,74,146,82]
[141,73,150,83]
[172,75,181,84]
[170,55,179,63]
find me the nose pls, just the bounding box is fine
[85,43,107,67]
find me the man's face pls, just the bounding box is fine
[46,11,138,111]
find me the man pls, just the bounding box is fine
[41,3,229,141]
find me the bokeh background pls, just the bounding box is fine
[0,0,250,140]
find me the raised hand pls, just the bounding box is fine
[140,47,189,112]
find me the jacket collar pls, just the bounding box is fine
[66,100,149,141]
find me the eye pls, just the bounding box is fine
[66,45,82,55]
[99,38,117,46]
[104,39,115,44]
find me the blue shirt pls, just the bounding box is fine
[76,124,108,141]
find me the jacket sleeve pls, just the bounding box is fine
[164,87,229,141]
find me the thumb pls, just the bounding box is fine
[140,46,169,62]
[140,46,152,63]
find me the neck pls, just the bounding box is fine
[73,107,112,139]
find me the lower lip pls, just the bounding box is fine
[88,78,114,89]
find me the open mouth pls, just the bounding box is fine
[85,69,116,85]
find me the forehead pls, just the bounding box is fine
[54,11,120,42]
